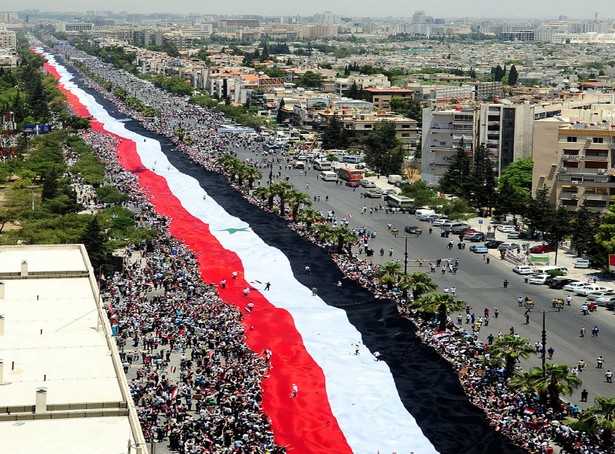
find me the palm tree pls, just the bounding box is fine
[331,226,357,254]
[244,166,262,190]
[253,185,275,209]
[407,293,465,331]
[489,334,536,379]
[296,207,323,231]
[373,262,403,289]
[513,364,582,411]
[569,396,615,447]
[287,190,312,220]
[312,223,335,245]
[399,272,438,300]
[270,181,293,216]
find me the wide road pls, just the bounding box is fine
[235,149,615,409]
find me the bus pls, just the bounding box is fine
[319,171,338,181]
[386,194,415,209]
[336,168,364,181]
[314,160,332,171]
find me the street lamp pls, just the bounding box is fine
[524,298,558,378]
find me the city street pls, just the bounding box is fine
[236,150,615,409]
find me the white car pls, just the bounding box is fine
[564,282,590,292]
[575,285,613,296]
[513,265,535,275]
[497,225,517,233]
[431,218,450,227]
[586,290,615,301]
[574,259,591,269]
[529,274,550,285]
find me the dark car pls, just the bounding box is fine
[345,180,361,187]
[485,240,503,249]
[530,244,557,254]
[464,232,486,242]
[404,225,423,235]
[451,225,471,234]
[547,277,578,290]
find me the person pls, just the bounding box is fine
[606,370,613,383]
[448,240,454,250]
[428,227,432,234]
[305,265,311,274]
[450,286,457,296]
[493,307,499,318]
[548,347,555,360]
[566,295,572,306]
[389,248,394,257]
[354,344,360,355]
[220,279,226,289]
[592,325,599,337]
[379,248,385,257]
[487,333,494,345]
[232,271,238,279]
[290,384,299,397]
[312,287,318,296]
[503,279,509,289]
[243,287,250,297]
[580,389,588,402]
[597,355,605,368]
[336,280,342,290]
[580,326,585,337]
[264,282,271,291]
[373,351,381,361]
[517,296,524,307]
[486,256,490,264]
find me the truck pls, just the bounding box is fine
[336,167,364,181]
[386,194,415,210]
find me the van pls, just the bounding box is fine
[313,160,332,171]
[292,161,305,169]
[440,221,469,232]
[534,265,568,275]
[387,174,403,185]
[415,208,436,218]
[574,259,590,269]
[319,171,338,181]
[343,154,364,164]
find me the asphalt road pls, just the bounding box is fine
[237,150,615,410]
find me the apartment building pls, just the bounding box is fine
[0,29,16,48]
[362,87,414,112]
[341,112,419,149]
[335,74,391,96]
[421,108,478,186]
[533,108,615,213]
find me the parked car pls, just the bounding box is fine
[485,240,504,249]
[404,225,423,235]
[513,265,535,275]
[530,244,558,254]
[563,282,590,292]
[574,259,591,269]
[586,290,615,301]
[470,244,488,254]
[363,189,382,198]
[452,225,472,234]
[529,274,550,285]
[464,232,486,242]
[431,218,449,226]
[507,232,522,239]
[359,179,376,188]
[548,277,578,290]
[497,225,517,233]
[345,181,361,187]
[575,285,613,296]
[498,242,520,251]
[459,229,478,239]
[595,296,615,308]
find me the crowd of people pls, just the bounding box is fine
[46,39,610,454]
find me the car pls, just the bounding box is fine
[497,242,520,251]
[485,240,504,249]
[595,296,615,308]
[513,265,535,275]
[355,164,366,170]
[451,225,472,234]
[469,244,488,254]
[345,181,361,187]
[359,179,376,188]
[507,232,522,239]
[404,225,423,235]
[464,232,486,242]
[363,189,383,198]
[586,290,615,301]
[574,259,591,269]
[563,282,590,292]
[459,229,478,239]
[497,225,517,233]
[431,218,449,227]
[575,285,613,296]
[381,188,397,195]
[529,274,550,285]
[529,244,558,254]
[548,277,578,289]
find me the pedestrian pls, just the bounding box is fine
[336,280,342,290]
[493,307,499,318]
[592,325,599,337]
[232,271,238,279]
[290,384,299,397]
[597,355,605,368]
[606,370,613,383]
[354,344,360,355]
[486,256,490,264]
[580,389,588,402]
[457,313,463,325]
[517,296,524,307]
[305,265,311,274]
[487,333,494,345]
[509,326,515,335]
[243,287,250,297]
[450,287,457,296]
[220,279,226,289]
[548,347,555,360]
[525,312,530,325]
[389,248,393,257]
[503,279,509,289]
[443,287,449,295]
[264,282,271,291]
[312,287,318,296]
[580,326,585,337]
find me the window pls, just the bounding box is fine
[592,137,604,143]
[567,137,577,142]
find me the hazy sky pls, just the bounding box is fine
[18,0,615,19]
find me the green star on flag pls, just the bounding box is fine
[219,227,249,234]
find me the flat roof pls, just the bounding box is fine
[0,245,143,453]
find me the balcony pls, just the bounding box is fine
[429,146,455,152]
[562,154,580,160]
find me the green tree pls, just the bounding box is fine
[399,271,438,300]
[321,115,349,150]
[373,262,403,289]
[488,334,536,379]
[495,158,532,218]
[438,138,471,197]
[41,167,59,201]
[294,71,323,89]
[78,216,108,275]
[569,396,615,448]
[345,81,363,99]
[508,65,519,86]
[511,364,582,410]
[407,293,464,331]
[595,204,615,269]
[362,120,404,176]
[571,205,602,257]
[466,144,497,214]
[332,226,357,254]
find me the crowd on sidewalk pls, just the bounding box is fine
[49,39,611,454]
